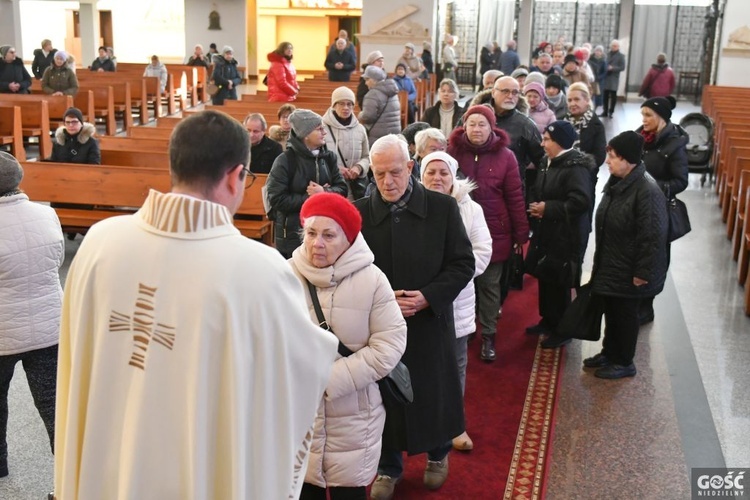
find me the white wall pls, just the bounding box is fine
[19,1,76,60]
[359,0,436,70]
[715,0,750,87]
[0,0,23,57]
[184,0,247,67]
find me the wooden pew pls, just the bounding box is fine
[78,84,116,135]
[733,163,750,267]
[129,127,175,140]
[0,105,26,161]
[18,161,272,243]
[99,136,169,153]
[77,72,159,124]
[0,99,52,159]
[100,149,170,168]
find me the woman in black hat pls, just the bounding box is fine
[47,107,100,164]
[636,95,689,324]
[585,131,668,379]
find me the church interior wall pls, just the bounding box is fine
[715,0,750,87]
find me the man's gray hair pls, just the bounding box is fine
[243,113,267,130]
[415,128,447,156]
[538,53,552,62]
[483,70,503,84]
[370,134,410,164]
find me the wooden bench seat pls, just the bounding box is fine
[0,105,26,160]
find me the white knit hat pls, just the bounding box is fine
[420,151,459,195]
[331,86,356,106]
[363,65,386,82]
[366,50,384,65]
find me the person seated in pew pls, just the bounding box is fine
[90,46,115,72]
[41,50,78,96]
[47,107,100,165]
[185,44,210,67]
[32,39,57,80]
[143,55,168,93]
[244,113,282,174]
[208,43,219,57]
[0,46,32,94]
[106,47,117,69]
[269,103,296,150]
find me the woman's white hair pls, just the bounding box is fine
[370,134,410,163]
[415,128,447,156]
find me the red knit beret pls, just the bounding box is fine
[462,105,496,128]
[300,192,362,244]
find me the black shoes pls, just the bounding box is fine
[480,337,496,362]
[540,335,572,349]
[598,112,608,118]
[594,363,637,379]
[525,323,551,335]
[583,353,610,368]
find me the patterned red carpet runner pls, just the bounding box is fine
[390,277,562,499]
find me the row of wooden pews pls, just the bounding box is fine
[704,85,750,315]
[18,135,273,245]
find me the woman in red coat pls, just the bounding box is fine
[448,105,529,362]
[267,42,299,102]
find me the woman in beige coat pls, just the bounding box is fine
[289,193,407,500]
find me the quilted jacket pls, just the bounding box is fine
[0,194,64,355]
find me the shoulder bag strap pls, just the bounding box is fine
[326,124,349,169]
[305,280,354,357]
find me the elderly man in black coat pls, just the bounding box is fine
[244,113,282,174]
[355,135,474,499]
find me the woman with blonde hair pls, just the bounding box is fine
[290,192,407,500]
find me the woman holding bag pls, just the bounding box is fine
[289,193,407,500]
[636,96,689,324]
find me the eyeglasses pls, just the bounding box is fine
[496,88,521,96]
[64,119,80,125]
[241,166,256,189]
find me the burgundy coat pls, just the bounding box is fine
[448,127,529,262]
[639,64,675,98]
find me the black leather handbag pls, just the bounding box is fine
[306,281,413,405]
[557,283,604,341]
[666,194,691,242]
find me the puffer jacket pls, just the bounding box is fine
[290,234,407,488]
[41,64,79,95]
[448,127,529,262]
[527,149,593,286]
[358,79,401,145]
[267,52,299,102]
[266,135,348,242]
[451,180,492,337]
[637,122,689,197]
[478,101,543,171]
[528,101,555,134]
[322,107,370,177]
[0,57,32,94]
[590,163,668,298]
[211,54,241,105]
[639,64,675,98]
[0,193,64,355]
[48,123,101,164]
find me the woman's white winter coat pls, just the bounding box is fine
[322,108,370,190]
[289,233,407,487]
[452,179,492,338]
[0,194,64,355]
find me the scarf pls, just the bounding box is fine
[384,176,414,213]
[1,189,22,197]
[567,108,593,130]
[547,92,564,108]
[333,111,353,126]
[640,129,657,145]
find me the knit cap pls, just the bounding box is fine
[63,107,84,123]
[401,121,430,146]
[608,131,645,165]
[222,45,233,55]
[545,74,566,91]
[363,65,386,82]
[404,43,415,51]
[289,109,323,140]
[563,54,579,67]
[544,120,578,149]
[524,72,547,86]
[462,105,496,128]
[420,151,459,195]
[300,192,362,244]
[510,67,528,79]
[0,46,12,58]
[331,86,356,106]
[0,151,23,194]
[366,51,384,65]
[523,81,547,100]
[641,96,677,123]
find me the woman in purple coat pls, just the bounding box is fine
[448,105,529,362]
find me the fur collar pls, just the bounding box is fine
[54,122,96,145]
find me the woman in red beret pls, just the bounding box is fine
[288,192,407,500]
[448,105,529,362]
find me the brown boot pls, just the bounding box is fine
[423,455,449,490]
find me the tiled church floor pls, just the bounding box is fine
[2,99,749,499]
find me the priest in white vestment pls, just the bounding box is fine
[54,110,338,500]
